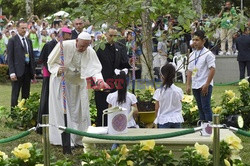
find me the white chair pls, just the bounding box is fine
[172,52,187,83]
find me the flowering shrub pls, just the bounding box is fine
[0,143,73,166]
[6,93,40,129]
[182,95,199,126]
[80,136,246,166]
[220,135,245,166]
[238,79,250,128]
[178,143,212,166]
[213,89,242,126]
[0,136,246,165]
[0,150,8,165]
[5,142,43,166]
[80,140,176,166]
[212,106,223,114]
[220,90,242,115]
[215,79,250,128]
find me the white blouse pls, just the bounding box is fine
[153,84,184,124]
[106,91,138,127]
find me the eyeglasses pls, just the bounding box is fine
[75,23,83,25]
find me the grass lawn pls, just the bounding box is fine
[0,81,249,165]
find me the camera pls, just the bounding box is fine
[53,20,60,27]
[224,6,229,11]
[199,19,203,26]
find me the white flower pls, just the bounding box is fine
[0,151,8,160]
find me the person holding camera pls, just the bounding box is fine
[157,30,170,67]
[218,1,237,56]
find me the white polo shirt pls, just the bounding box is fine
[188,47,215,89]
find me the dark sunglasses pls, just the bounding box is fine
[109,34,117,37]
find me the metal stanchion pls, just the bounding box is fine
[213,114,220,166]
[42,115,50,166]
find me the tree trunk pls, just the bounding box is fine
[192,0,202,19]
[141,0,154,82]
[25,0,34,18]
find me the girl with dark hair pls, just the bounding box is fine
[153,63,184,128]
[106,68,139,128]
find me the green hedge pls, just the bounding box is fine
[0,64,9,83]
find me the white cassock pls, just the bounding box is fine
[47,40,103,146]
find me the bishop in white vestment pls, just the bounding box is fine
[47,32,105,146]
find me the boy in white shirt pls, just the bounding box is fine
[186,30,216,121]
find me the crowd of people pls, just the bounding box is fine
[152,1,249,80]
[1,1,249,147]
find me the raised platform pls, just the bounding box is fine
[82,128,235,150]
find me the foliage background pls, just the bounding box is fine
[0,0,249,22]
[0,65,8,83]
[0,82,249,165]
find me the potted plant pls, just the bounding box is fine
[135,86,156,126]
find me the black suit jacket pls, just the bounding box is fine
[71,29,79,39]
[39,39,57,69]
[96,42,131,82]
[236,34,250,61]
[7,35,36,77]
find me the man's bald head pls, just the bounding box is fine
[106,26,118,44]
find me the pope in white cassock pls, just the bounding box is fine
[47,32,108,146]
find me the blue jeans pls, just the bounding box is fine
[192,85,213,121]
[157,122,181,128]
[0,54,5,64]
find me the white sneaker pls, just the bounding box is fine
[218,51,225,56]
[226,51,231,56]
[234,51,238,56]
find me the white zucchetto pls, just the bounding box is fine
[77,32,91,40]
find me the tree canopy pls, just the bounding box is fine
[0,0,70,19]
[0,0,249,21]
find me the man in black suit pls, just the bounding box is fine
[7,20,36,110]
[95,26,131,126]
[236,27,250,79]
[71,18,84,39]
